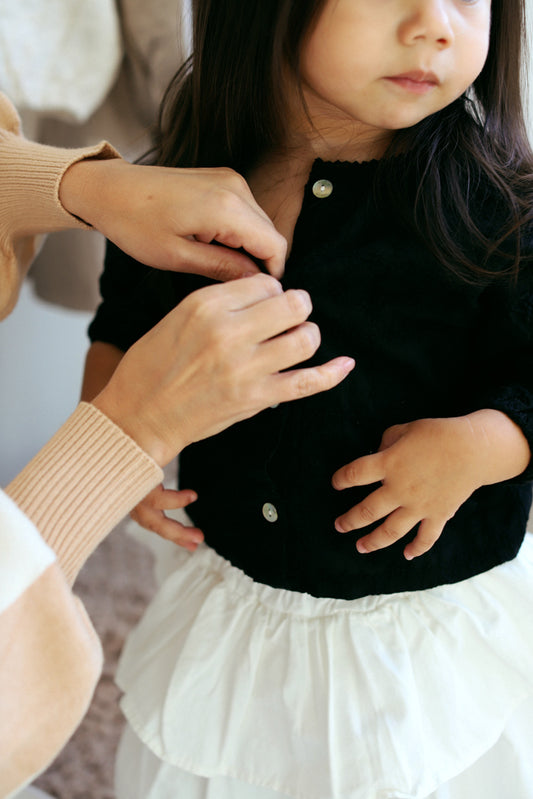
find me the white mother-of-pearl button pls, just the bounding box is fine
[262,502,278,522]
[312,179,333,198]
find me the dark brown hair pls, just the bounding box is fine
[153,0,533,282]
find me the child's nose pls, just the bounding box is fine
[398,0,455,49]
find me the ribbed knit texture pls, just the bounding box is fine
[0,91,119,319]
[6,403,163,586]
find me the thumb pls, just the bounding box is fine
[379,423,407,451]
[162,239,263,281]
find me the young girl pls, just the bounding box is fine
[85,1,533,796]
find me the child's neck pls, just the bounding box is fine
[248,130,389,255]
[248,84,393,252]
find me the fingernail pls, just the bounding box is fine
[356,540,368,554]
[342,357,356,372]
[404,551,414,561]
[334,519,345,533]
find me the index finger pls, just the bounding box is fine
[196,207,288,278]
[332,452,385,491]
[194,273,284,312]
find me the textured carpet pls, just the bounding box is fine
[34,522,156,799]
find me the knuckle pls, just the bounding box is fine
[245,272,283,296]
[358,504,376,525]
[285,288,311,318]
[344,462,360,485]
[380,525,399,544]
[214,186,245,215]
[254,272,281,294]
[292,370,319,398]
[209,257,237,282]
[218,167,248,192]
[293,324,319,362]
[131,504,148,521]
[185,291,218,326]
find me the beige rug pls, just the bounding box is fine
[34,522,156,799]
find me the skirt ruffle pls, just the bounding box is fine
[116,535,533,799]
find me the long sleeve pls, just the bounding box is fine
[0,403,163,796]
[0,490,101,799]
[0,92,119,320]
[6,402,163,585]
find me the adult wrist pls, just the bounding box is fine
[91,389,180,469]
[59,156,123,227]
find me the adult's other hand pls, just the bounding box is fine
[90,273,355,467]
[60,159,287,280]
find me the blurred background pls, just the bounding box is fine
[0,0,191,486]
[1,1,533,797]
[0,2,190,797]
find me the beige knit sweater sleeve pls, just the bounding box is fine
[0,91,118,319]
[0,93,164,795]
[1,404,162,797]
[6,402,163,583]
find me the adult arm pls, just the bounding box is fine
[0,92,118,319]
[0,490,105,799]
[0,92,287,321]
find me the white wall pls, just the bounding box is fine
[0,282,92,484]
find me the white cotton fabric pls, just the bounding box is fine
[0,0,122,122]
[0,490,55,614]
[116,696,533,799]
[116,535,533,799]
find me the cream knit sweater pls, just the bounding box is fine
[0,93,163,797]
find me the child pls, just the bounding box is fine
[85,1,533,797]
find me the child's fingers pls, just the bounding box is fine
[131,502,204,552]
[151,486,198,511]
[331,452,385,491]
[334,486,398,533]
[135,484,197,512]
[379,423,407,451]
[130,485,203,551]
[403,519,446,560]
[354,508,421,554]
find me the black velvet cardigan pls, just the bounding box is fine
[89,158,533,599]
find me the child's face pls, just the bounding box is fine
[299,0,491,149]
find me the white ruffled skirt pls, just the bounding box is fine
[115,534,533,799]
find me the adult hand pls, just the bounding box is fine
[91,273,355,470]
[59,159,287,279]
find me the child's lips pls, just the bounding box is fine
[384,70,440,94]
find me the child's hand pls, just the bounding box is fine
[130,484,204,552]
[332,411,530,560]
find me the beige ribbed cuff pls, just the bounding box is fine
[6,403,163,585]
[0,128,119,238]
